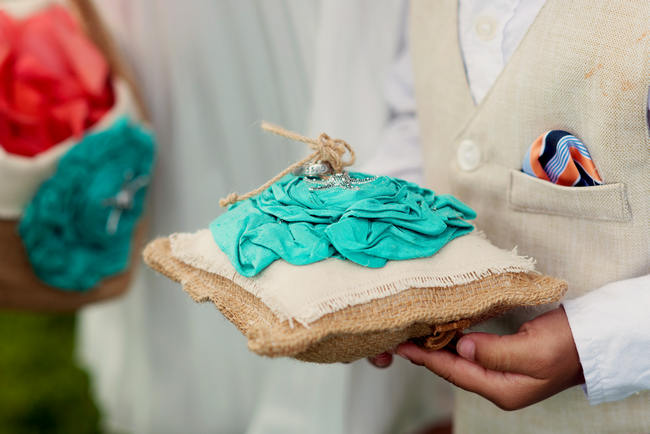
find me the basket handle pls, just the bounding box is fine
[67,0,149,121]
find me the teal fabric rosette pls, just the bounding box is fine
[211,172,476,277]
[19,117,155,291]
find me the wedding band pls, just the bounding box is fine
[292,161,332,178]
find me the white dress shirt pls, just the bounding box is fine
[364,0,650,406]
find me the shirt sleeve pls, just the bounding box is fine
[562,274,650,405]
[356,3,424,184]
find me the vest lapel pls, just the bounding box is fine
[449,0,553,144]
[410,0,474,192]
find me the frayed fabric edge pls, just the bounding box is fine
[265,264,534,327]
[169,231,536,327]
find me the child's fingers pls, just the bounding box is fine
[368,352,393,368]
[396,342,544,410]
[456,331,545,377]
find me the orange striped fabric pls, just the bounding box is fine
[522,130,602,187]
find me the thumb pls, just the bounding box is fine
[457,329,540,376]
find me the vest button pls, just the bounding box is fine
[457,139,481,171]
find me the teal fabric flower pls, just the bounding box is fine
[211,173,476,277]
[19,117,155,291]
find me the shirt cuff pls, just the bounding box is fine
[562,274,650,405]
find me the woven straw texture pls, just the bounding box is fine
[144,237,567,363]
[0,221,144,311]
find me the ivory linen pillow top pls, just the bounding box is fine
[170,229,537,325]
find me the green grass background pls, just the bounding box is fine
[0,311,101,434]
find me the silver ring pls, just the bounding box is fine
[292,161,332,178]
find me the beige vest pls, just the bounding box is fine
[411,0,650,432]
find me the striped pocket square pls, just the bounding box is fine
[522,130,602,187]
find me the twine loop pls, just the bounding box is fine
[219,122,355,207]
[311,133,354,173]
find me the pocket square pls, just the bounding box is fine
[522,130,603,186]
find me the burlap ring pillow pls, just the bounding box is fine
[144,124,567,363]
[0,0,150,310]
[145,232,566,363]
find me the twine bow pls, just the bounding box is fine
[219,122,356,207]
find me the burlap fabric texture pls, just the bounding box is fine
[0,0,148,310]
[0,221,145,311]
[143,237,567,363]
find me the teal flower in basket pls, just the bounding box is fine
[19,117,155,291]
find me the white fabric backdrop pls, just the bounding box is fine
[78,1,451,432]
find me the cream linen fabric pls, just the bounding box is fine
[169,229,535,325]
[0,0,61,18]
[411,0,650,432]
[0,79,142,218]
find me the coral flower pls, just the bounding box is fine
[0,5,114,157]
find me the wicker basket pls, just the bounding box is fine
[0,0,149,310]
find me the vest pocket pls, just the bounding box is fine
[507,169,631,222]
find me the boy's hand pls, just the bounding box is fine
[372,307,584,410]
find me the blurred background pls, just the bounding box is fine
[0,0,452,433]
[0,312,100,433]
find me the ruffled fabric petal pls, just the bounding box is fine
[0,5,114,157]
[19,117,155,291]
[211,173,475,277]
